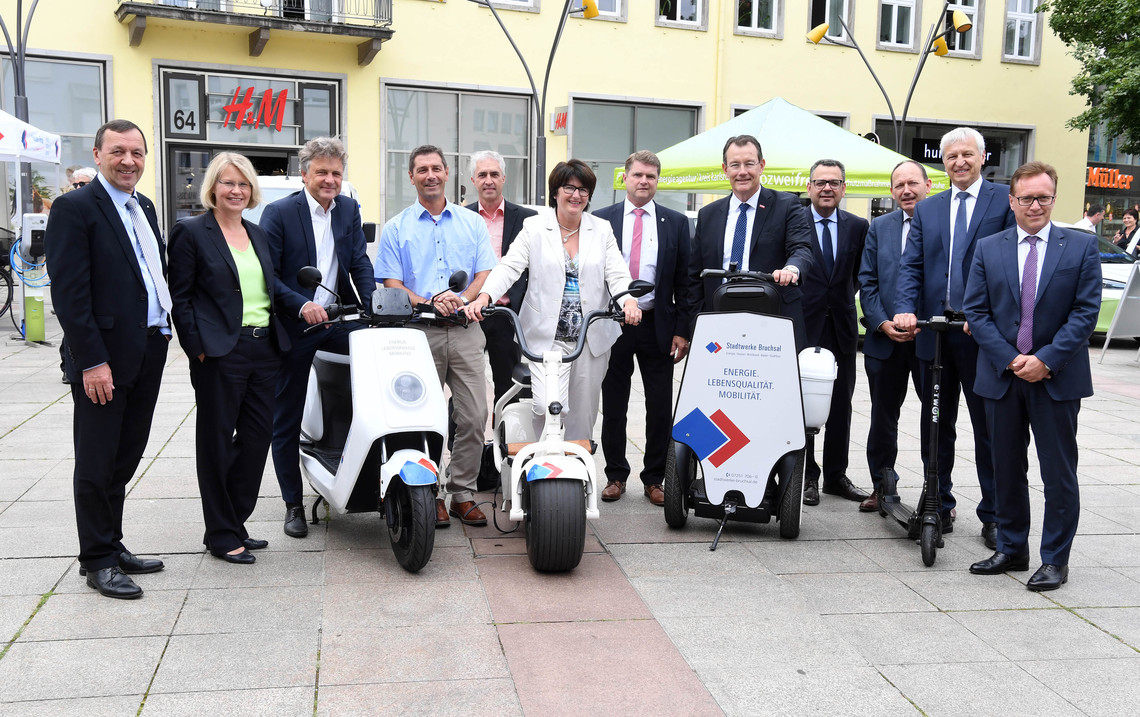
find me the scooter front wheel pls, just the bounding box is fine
[920,522,938,567]
[778,448,805,539]
[663,440,694,529]
[525,478,586,572]
[385,480,436,573]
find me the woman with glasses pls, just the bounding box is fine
[464,159,641,441]
[169,152,290,564]
[1113,208,1139,255]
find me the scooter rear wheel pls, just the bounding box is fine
[525,478,585,572]
[385,480,436,573]
[663,440,693,529]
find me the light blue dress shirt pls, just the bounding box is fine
[375,201,496,299]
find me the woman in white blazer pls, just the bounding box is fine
[465,160,641,441]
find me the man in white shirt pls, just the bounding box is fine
[1072,203,1103,233]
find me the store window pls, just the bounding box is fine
[878,0,916,50]
[1002,0,1040,63]
[571,99,698,212]
[945,0,980,57]
[384,86,530,219]
[657,0,708,31]
[874,119,1029,184]
[737,0,780,37]
[1,56,106,203]
[810,0,851,41]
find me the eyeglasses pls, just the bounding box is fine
[810,179,844,189]
[1014,195,1055,207]
[560,185,590,197]
[217,180,252,191]
[72,181,89,189]
[726,161,760,172]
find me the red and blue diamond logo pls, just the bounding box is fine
[673,408,750,467]
[705,341,723,354]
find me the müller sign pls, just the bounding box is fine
[1087,166,1134,190]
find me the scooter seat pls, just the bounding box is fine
[507,438,593,456]
[511,363,532,386]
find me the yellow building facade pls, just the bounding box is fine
[1,0,1089,227]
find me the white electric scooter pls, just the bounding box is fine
[480,280,653,572]
[295,267,468,573]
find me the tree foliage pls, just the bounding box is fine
[1043,0,1140,154]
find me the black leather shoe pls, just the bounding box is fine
[981,522,998,550]
[243,538,269,550]
[212,548,256,565]
[1027,564,1068,592]
[941,512,955,535]
[821,476,870,502]
[79,550,164,576]
[803,479,820,506]
[86,566,143,599]
[284,505,308,538]
[969,551,1030,575]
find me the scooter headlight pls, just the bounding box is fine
[391,372,426,405]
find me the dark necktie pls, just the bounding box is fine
[949,190,970,309]
[730,203,749,268]
[820,217,834,277]
[901,217,911,253]
[1017,235,1040,354]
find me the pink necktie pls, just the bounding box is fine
[629,207,646,280]
[1017,236,1039,354]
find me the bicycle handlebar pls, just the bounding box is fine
[480,305,624,364]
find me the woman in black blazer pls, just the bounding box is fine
[169,152,290,564]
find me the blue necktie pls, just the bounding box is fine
[730,203,749,268]
[820,217,834,277]
[949,190,969,309]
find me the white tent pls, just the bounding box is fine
[0,109,61,164]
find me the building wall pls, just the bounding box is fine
[3,0,1089,223]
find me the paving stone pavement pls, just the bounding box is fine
[1,304,1138,716]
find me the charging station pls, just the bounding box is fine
[16,213,48,343]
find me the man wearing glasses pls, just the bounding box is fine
[798,159,870,505]
[688,135,814,349]
[963,161,1100,592]
[893,127,1015,550]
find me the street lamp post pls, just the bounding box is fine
[467,0,597,206]
[807,0,972,154]
[0,0,42,217]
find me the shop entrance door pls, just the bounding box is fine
[166,145,293,228]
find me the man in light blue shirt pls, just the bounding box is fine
[376,144,496,527]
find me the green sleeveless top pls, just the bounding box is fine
[229,242,271,327]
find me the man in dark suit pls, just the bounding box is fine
[262,137,375,539]
[799,159,869,505]
[689,134,814,347]
[857,160,932,513]
[893,127,1016,548]
[964,161,1100,592]
[45,119,168,599]
[595,150,696,505]
[464,150,536,403]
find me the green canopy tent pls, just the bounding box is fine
[615,97,949,198]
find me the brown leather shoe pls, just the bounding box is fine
[859,492,880,513]
[435,498,450,528]
[449,500,487,526]
[644,483,665,506]
[601,481,625,502]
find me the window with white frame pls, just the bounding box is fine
[657,0,706,29]
[487,0,539,11]
[738,0,779,34]
[1003,0,1037,61]
[594,0,625,20]
[878,0,915,48]
[945,0,979,56]
[810,0,851,41]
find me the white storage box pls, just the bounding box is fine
[798,347,837,430]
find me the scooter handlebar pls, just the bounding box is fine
[301,303,362,334]
[913,315,968,332]
[700,267,798,286]
[481,305,622,364]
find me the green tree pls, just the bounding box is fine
[1044,0,1140,153]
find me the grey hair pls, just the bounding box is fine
[299,136,348,174]
[469,150,505,177]
[939,127,985,156]
[73,167,97,181]
[809,158,846,180]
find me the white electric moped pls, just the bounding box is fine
[295,267,468,572]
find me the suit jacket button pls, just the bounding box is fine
[139,321,147,329]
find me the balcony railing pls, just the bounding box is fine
[149,0,392,27]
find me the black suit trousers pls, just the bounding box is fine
[864,341,922,485]
[191,335,280,553]
[918,330,995,522]
[600,311,674,485]
[805,317,855,484]
[482,312,522,405]
[272,323,355,505]
[72,332,168,570]
[984,380,1081,565]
